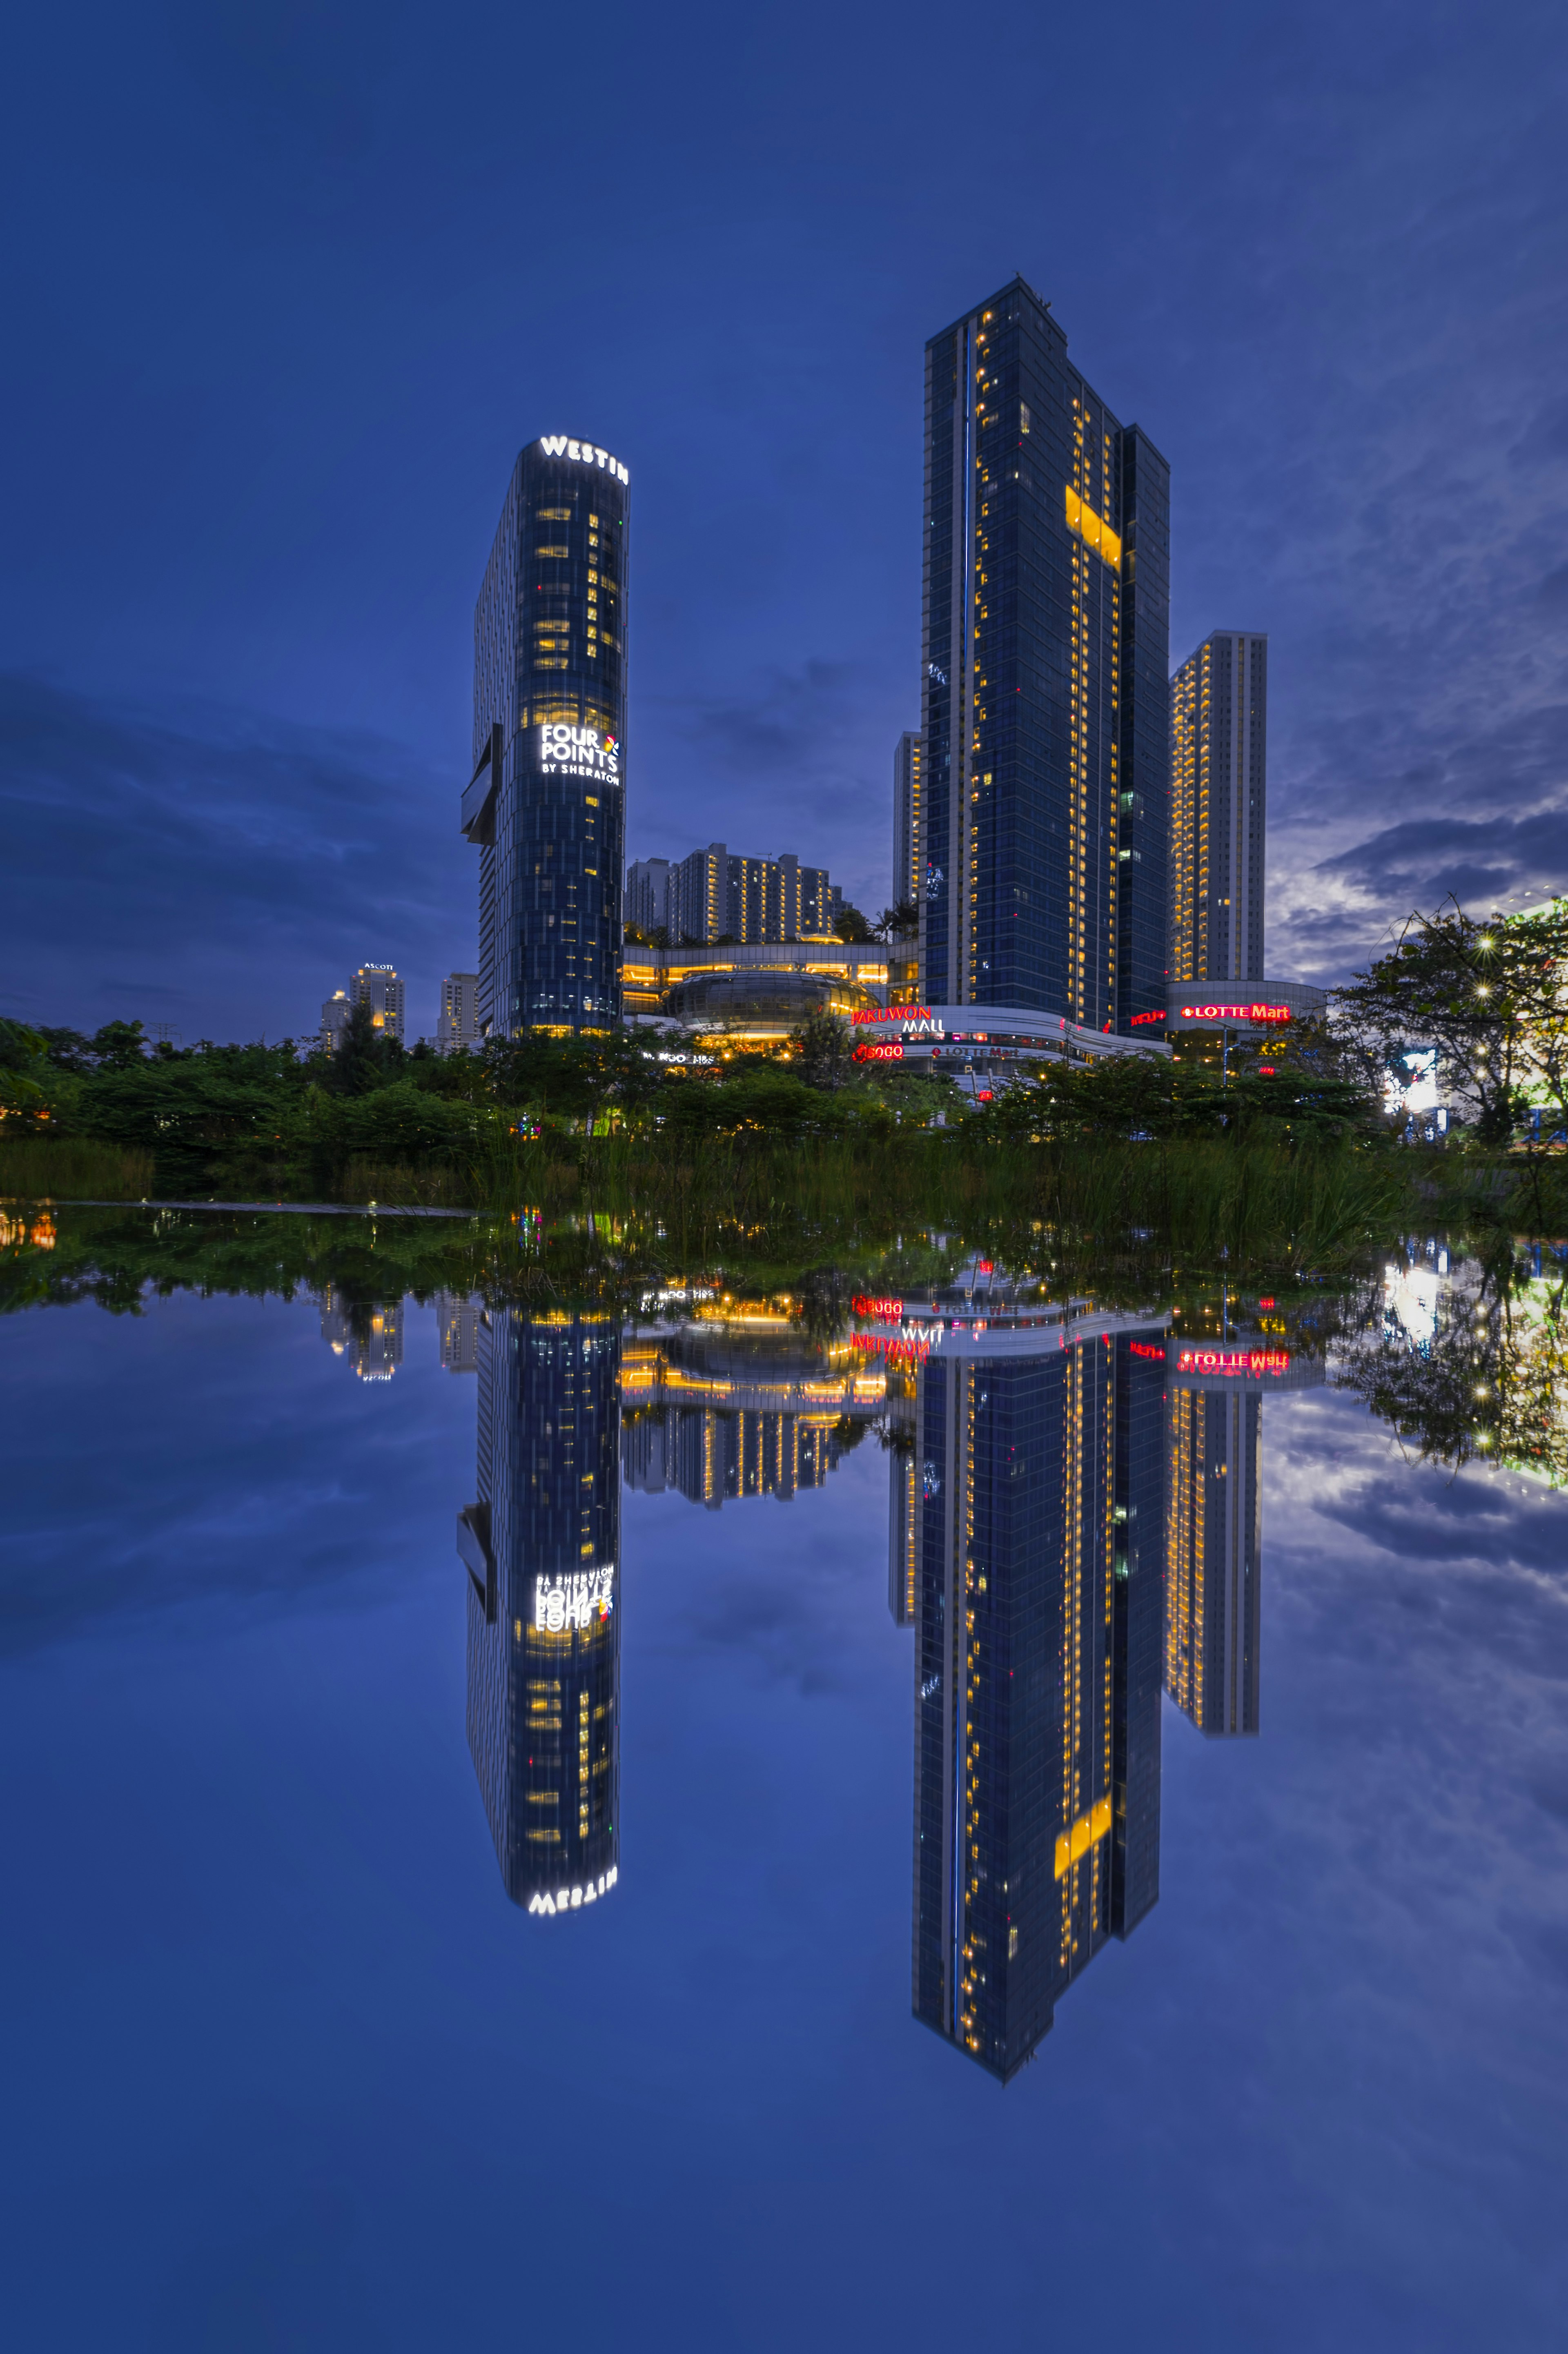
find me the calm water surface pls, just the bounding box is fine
[3,1211,1567,2349]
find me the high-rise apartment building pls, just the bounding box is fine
[920,278,1170,1031]
[1163,1330,1323,1739]
[893,731,923,911]
[462,1305,621,1914]
[910,1323,1165,2080]
[437,973,483,1054]
[435,1291,481,1373]
[1165,1379,1261,1738]
[626,857,670,940]
[351,964,404,1042]
[463,435,630,1036]
[1169,631,1268,986]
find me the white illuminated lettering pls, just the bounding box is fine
[536,435,630,483]
[532,1566,616,1631]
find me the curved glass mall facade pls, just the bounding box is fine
[464,436,630,1035]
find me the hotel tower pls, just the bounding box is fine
[919,278,1170,1031]
[461,1306,621,1915]
[463,435,630,1036]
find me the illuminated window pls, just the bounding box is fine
[535,545,569,558]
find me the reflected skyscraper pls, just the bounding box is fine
[318,1287,403,1381]
[1163,1330,1325,1739]
[620,1323,885,1510]
[904,1302,1167,2080]
[462,1307,621,1916]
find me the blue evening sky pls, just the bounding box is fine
[2,0,1566,1043]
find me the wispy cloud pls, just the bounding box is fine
[0,673,470,1040]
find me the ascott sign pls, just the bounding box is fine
[537,435,630,483]
[537,723,620,782]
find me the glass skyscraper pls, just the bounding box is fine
[462,1305,621,1915]
[463,435,630,1036]
[910,1325,1165,2080]
[919,277,1170,1031]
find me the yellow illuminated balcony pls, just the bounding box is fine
[1063,484,1121,571]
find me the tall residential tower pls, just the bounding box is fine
[1169,631,1268,987]
[893,730,922,912]
[463,436,630,1036]
[920,278,1170,1031]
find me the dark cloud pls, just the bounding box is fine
[1316,807,1568,911]
[0,674,469,1041]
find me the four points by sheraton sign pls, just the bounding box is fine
[538,724,620,782]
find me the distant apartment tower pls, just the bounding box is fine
[920,276,1170,1031]
[351,964,405,1043]
[436,1292,482,1372]
[463,434,630,1036]
[1169,631,1267,985]
[893,731,922,910]
[665,843,838,944]
[319,991,352,1053]
[626,857,670,939]
[437,973,483,1053]
[319,1288,404,1381]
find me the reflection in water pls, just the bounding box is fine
[898,1294,1168,2080]
[1163,1337,1323,1739]
[461,1309,621,1918]
[620,1320,884,1506]
[446,1253,1330,2070]
[318,1286,404,1380]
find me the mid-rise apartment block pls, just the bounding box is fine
[660,844,839,945]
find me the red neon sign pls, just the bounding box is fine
[851,1296,904,1321]
[1130,1009,1167,1027]
[851,1332,930,1365]
[1179,1002,1292,1024]
[852,1005,932,1026]
[1128,1341,1165,1361]
[853,1042,904,1061]
[1176,1347,1290,1376]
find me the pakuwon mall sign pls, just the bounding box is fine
[538,435,630,482]
[852,1006,945,1062]
[537,724,620,783]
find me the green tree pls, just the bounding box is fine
[1333,899,1559,1144]
[832,904,873,944]
[793,1009,853,1090]
[321,1002,402,1097]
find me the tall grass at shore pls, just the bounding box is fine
[0,1137,155,1200]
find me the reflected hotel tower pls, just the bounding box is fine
[461,1309,621,1916]
[463,436,630,1038]
[899,1292,1167,2082]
